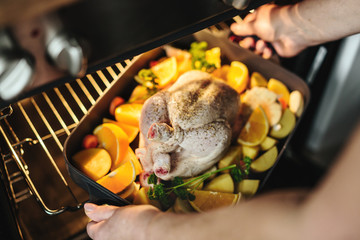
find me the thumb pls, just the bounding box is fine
[230,22,255,37]
[84,203,118,222]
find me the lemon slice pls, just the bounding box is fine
[237,106,269,146]
[93,123,129,170]
[189,190,241,212]
[227,61,249,93]
[151,56,178,88]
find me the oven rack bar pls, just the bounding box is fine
[0,58,135,215]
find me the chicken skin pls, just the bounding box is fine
[136,70,239,181]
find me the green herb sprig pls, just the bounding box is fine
[230,156,252,183]
[147,164,238,209]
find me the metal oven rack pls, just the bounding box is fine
[0,58,135,239]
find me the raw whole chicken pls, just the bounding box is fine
[135,70,239,181]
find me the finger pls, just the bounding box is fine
[262,47,273,59]
[84,203,118,222]
[239,37,256,49]
[255,39,266,55]
[230,21,255,37]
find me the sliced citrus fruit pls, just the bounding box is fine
[151,56,178,88]
[189,190,241,212]
[237,106,269,146]
[227,61,249,93]
[93,123,129,170]
[103,118,139,143]
[72,148,111,181]
[250,72,268,88]
[123,146,143,175]
[114,103,143,127]
[268,78,290,105]
[96,158,136,194]
[205,47,221,68]
[212,64,230,81]
[119,182,140,201]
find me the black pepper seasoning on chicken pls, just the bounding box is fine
[135,70,239,181]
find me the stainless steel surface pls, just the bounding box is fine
[304,33,360,167]
[223,0,251,9]
[44,15,86,77]
[0,31,34,100]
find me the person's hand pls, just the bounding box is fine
[84,203,161,240]
[230,4,312,58]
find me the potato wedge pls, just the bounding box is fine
[269,108,296,139]
[250,146,278,172]
[242,145,260,159]
[289,90,304,117]
[260,136,277,151]
[204,173,234,193]
[217,146,242,172]
[236,179,260,197]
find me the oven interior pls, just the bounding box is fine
[1,14,357,239]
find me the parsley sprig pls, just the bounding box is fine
[230,156,252,183]
[147,164,239,209]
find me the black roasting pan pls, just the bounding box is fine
[63,29,310,206]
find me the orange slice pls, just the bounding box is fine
[267,78,290,105]
[151,56,178,88]
[72,148,111,181]
[96,158,136,194]
[227,61,249,93]
[93,123,129,171]
[237,106,269,146]
[123,147,143,175]
[250,72,268,88]
[103,118,139,143]
[212,64,230,81]
[119,182,140,201]
[114,103,143,127]
[189,190,241,212]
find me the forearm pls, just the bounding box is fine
[289,0,360,45]
[148,190,308,240]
